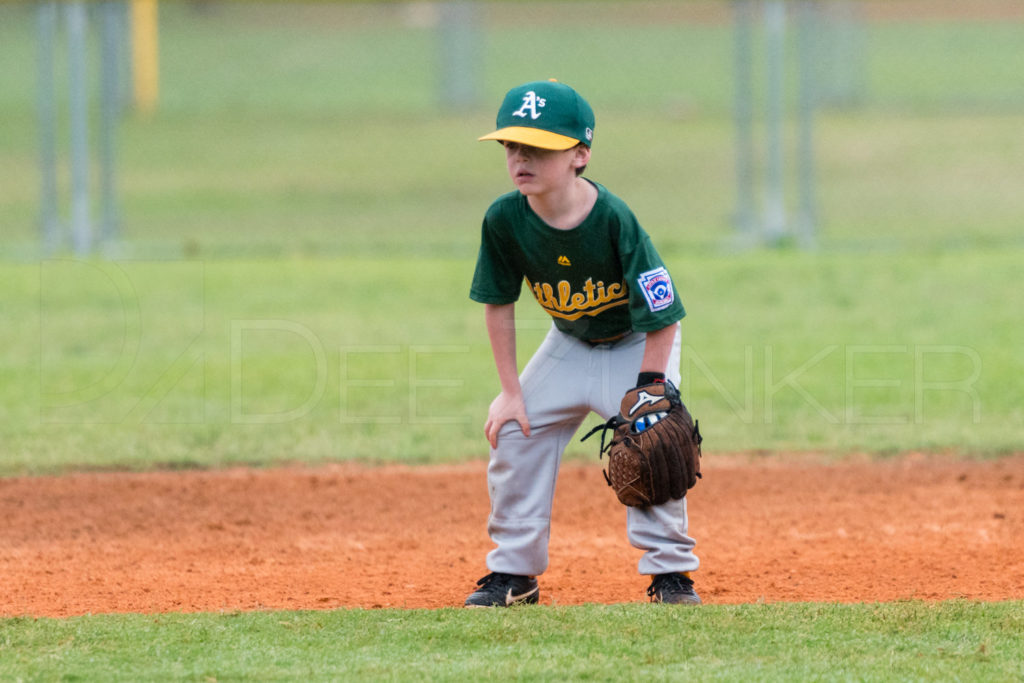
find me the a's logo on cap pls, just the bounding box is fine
[512,91,546,120]
[585,127,593,142]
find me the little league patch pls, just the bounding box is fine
[637,267,674,312]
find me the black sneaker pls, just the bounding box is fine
[464,572,539,607]
[647,572,701,605]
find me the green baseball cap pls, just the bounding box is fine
[479,80,595,150]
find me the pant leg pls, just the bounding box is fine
[588,323,700,575]
[485,326,590,576]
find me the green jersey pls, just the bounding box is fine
[470,181,685,342]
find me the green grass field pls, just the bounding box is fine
[1,3,1023,680]
[3,602,1023,681]
[3,249,1020,475]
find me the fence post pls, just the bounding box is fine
[796,0,818,248]
[733,0,821,249]
[131,0,159,116]
[762,0,787,245]
[438,1,480,110]
[67,0,92,257]
[100,1,123,248]
[732,0,757,244]
[36,1,61,255]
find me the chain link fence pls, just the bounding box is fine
[1,1,1022,258]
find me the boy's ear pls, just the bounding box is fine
[573,144,591,170]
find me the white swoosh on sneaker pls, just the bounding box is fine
[505,585,538,606]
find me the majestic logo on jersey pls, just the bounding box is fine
[527,277,628,321]
[557,255,571,266]
[512,91,546,120]
[637,267,674,312]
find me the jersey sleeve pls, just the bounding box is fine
[469,206,524,305]
[616,210,686,331]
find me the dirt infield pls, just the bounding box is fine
[2,454,1022,617]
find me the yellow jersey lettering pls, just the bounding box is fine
[526,277,628,321]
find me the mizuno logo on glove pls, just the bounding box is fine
[628,390,663,416]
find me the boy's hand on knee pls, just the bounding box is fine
[485,391,531,448]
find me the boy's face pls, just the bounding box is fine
[503,142,590,195]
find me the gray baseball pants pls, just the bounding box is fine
[485,322,698,577]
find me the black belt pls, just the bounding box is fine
[586,330,632,346]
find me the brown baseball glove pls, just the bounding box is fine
[582,380,702,507]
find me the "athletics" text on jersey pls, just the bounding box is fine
[527,277,628,321]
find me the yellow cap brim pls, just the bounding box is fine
[478,126,580,151]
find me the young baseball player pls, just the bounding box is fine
[465,80,700,607]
